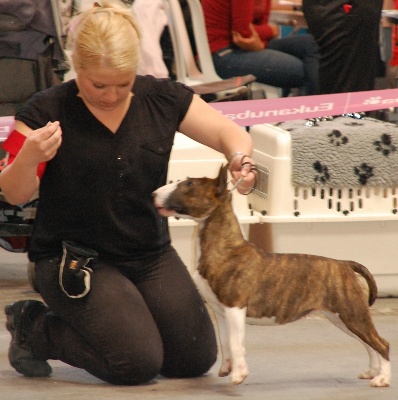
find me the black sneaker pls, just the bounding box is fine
[5,300,52,377]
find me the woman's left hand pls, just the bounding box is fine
[229,154,257,195]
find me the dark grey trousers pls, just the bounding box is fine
[31,245,217,385]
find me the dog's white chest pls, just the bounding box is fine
[192,270,225,314]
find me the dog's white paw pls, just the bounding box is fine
[370,374,390,387]
[230,362,249,385]
[218,359,232,377]
[231,370,248,385]
[358,368,379,380]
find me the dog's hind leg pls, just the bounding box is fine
[359,344,391,388]
[358,343,381,379]
[224,306,249,384]
[322,311,390,387]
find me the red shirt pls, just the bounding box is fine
[202,0,274,54]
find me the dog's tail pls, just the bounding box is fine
[349,262,378,306]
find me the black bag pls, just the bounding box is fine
[59,241,98,299]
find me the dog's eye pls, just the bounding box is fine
[186,181,193,187]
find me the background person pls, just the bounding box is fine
[202,0,320,96]
[302,0,384,94]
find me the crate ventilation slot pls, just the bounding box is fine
[293,186,398,214]
[252,164,269,199]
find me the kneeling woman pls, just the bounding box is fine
[0,0,257,385]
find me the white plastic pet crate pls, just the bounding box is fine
[248,121,398,297]
[167,132,259,275]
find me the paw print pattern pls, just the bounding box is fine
[343,121,364,126]
[374,133,397,157]
[313,161,330,184]
[328,130,349,146]
[354,163,374,185]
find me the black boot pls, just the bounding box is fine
[5,300,52,377]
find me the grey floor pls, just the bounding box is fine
[0,248,397,400]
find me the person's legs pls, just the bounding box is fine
[11,245,217,384]
[302,0,383,94]
[131,246,218,378]
[31,257,164,385]
[212,46,305,92]
[267,34,320,95]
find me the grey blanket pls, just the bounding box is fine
[275,117,398,188]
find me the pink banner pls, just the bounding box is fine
[211,88,398,126]
[1,88,398,139]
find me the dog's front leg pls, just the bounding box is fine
[191,271,232,377]
[213,306,233,377]
[224,306,249,384]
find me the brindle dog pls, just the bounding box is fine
[153,165,390,387]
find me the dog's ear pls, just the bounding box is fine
[215,164,229,197]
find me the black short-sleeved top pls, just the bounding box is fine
[15,76,194,262]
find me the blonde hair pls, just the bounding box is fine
[67,0,141,72]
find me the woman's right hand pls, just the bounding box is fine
[19,121,62,167]
[232,23,265,51]
[0,121,62,205]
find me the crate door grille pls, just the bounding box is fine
[252,164,269,199]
